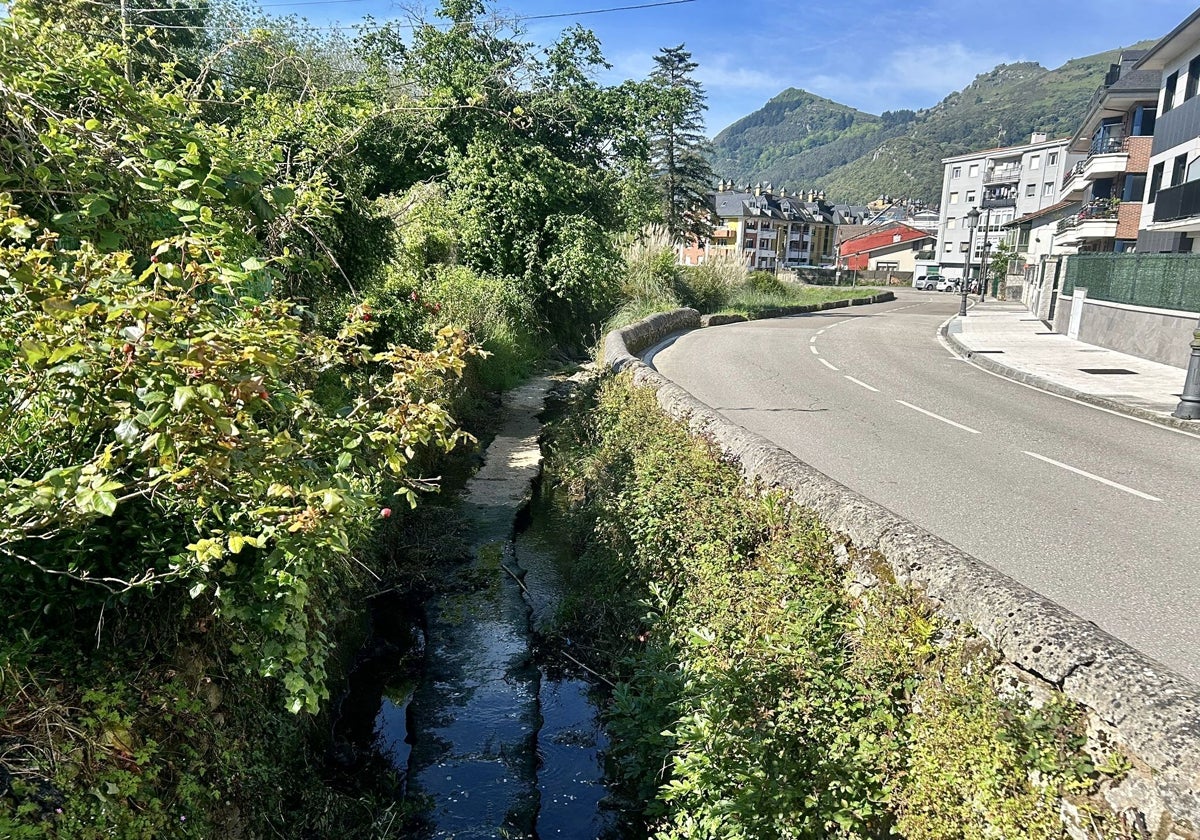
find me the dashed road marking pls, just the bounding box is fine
[810,345,819,355]
[1022,451,1162,502]
[844,376,879,392]
[895,399,980,434]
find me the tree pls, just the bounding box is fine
[647,45,715,244]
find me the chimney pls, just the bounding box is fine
[754,182,762,196]
[1031,132,1047,144]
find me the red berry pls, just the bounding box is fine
[259,390,268,400]
[362,313,371,322]
[379,508,392,519]
[122,343,134,354]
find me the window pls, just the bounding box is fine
[1048,152,1058,166]
[1043,182,1054,196]
[1123,173,1147,202]
[968,163,979,177]
[959,242,969,252]
[966,190,976,203]
[1029,154,1041,170]
[1149,161,1165,202]
[947,217,957,229]
[1164,70,1179,113]
[1188,56,1200,100]
[952,166,962,178]
[1173,152,1188,185]
[1025,183,1036,197]
[892,233,902,243]
[950,191,960,204]
[944,242,954,253]
[877,261,899,271]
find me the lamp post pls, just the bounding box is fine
[1173,326,1200,419]
[979,207,992,302]
[960,207,981,317]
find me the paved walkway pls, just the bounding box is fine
[944,300,1194,429]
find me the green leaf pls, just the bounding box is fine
[85,197,110,217]
[92,490,118,516]
[171,197,201,213]
[270,186,295,207]
[228,534,245,554]
[240,257,265,271]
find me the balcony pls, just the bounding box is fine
[1149,179,1200,232]
[1060,161,1086,199]
[1080,135,1130,182]
[1055,198,1120,244]
[983,165,1021,184]
[981,191,1016,209]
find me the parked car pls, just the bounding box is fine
[935,278,958,292]
[913,276,940,291]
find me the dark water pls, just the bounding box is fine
[332,464,622,837]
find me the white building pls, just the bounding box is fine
[935,134,1083,280]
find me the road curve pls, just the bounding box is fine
[650,292,1200,682]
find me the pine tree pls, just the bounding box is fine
[648,45,715,243]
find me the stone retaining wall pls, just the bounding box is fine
[603,303,1200,837]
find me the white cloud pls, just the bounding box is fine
[804,43,1024,114]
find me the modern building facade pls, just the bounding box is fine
[936,134,1082,280]
[1055,50,1158,253]
[1134,8,1200,251]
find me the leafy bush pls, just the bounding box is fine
[0,203,477,714]
[546,375,1112,838]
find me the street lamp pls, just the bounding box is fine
[1173,326,1200,419]
[960,207,981,317]
[979,207,992,302]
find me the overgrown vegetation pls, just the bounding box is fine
[0,0,728,833]
[545,375,1124,838]
[608,231,878,331]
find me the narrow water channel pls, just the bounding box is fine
[331,376,625,838]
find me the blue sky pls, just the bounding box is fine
[303,0,1193,136]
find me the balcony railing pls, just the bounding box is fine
[981,193,1016,209]
[1152,180,1200,223]
[1088,132,1126,158]
[983,166,1022,184]
[1056,199,1120,233]
[1061,160,1086,188]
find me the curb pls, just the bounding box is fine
[698,291,897,328]
[604,305,1200,829]
[939,320,1197,434]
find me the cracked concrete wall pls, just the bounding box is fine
[604,303,1200,837]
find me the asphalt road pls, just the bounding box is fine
[650,292,1200,682]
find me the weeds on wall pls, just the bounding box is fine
[545,374,1125,839]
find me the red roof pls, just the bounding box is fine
[837,223,931,257]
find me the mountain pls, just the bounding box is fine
[709,43,1158,204]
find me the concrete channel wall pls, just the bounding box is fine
[603,301,1200,837]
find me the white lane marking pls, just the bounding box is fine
[1023,451,1162,502]
[810,345,819,355]
[819,358,838,371]
[816,329,826,335]
[935,320,1200,442]
[809,336,817,343]
[844,375,879,392]
[895,399,980,434]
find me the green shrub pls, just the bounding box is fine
[545,374,1110,838]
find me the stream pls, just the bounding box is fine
[331,376,625,838]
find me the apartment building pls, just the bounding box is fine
[705,184,841,270]
[1055,50,1159,253]
[936,134,1081,280]
[1133,9,1200,251]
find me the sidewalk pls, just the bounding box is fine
[943,300,1194,430]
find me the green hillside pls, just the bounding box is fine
[710,43,1158,203]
